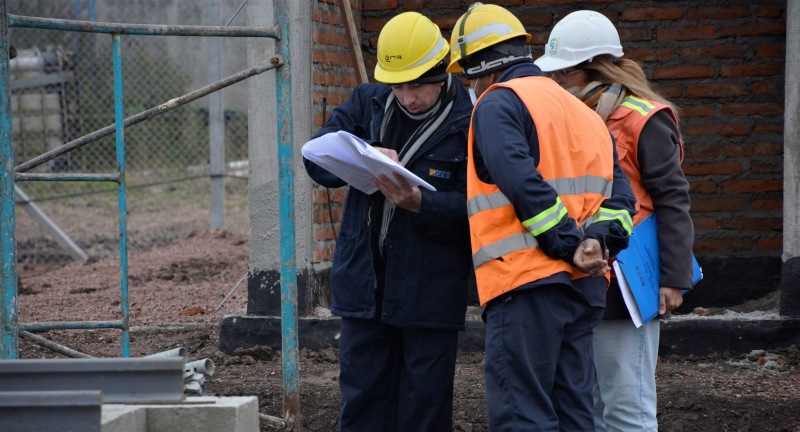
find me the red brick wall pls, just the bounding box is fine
[310,0,787,267]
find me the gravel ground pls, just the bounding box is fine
[12,182,800,431]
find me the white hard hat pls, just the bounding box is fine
[534,10,623,72]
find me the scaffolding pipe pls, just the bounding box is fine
[21,320,123,332]
[274,0,300,426]
[144,347,188,358]
[18,331,94,358]
[15,56,284,173]
[15,173,121,182]
[209,0,225,229]
[185,358,216,376]
[112,33,131,357]
[0,0,18,359]
[8,14,279,38]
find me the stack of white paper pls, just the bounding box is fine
[302,131,436,195]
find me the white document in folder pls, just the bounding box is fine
[301,131,437,195]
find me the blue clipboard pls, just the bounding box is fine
[612,214,702,328]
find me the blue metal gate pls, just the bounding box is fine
[1,0,300,426]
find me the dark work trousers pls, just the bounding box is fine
[338,317,460,432]
[484,284,604,431]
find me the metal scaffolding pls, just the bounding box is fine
[1,0,301,427]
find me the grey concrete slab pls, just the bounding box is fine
[660,315,800,356]
[102,396,258,432]
[102,405,147,432]
[220,310,800,357]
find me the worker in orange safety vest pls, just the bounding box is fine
[448,3,636,430]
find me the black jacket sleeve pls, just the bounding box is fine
[639,110,695,290]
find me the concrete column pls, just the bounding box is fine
[245,0,313,316]
[781,0,800,316]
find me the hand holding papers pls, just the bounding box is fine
[612,214,703,328]
[302,131,437,195]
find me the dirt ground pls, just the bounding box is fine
[13,199,800,431]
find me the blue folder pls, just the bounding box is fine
[612,214,702,327]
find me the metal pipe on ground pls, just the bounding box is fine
[185,358,215,377]
[18,331,93,358]
[145,347,188,359]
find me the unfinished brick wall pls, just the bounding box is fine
[309,0,787,305]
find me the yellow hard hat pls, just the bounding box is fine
[447,3,532,76]
[375,12,450,84]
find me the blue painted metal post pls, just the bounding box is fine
[274,0,300,423]
[0,0,18,359]
[111,34,130,357]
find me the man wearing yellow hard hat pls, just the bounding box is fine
[448,3,636,430]
[303,11,474,432]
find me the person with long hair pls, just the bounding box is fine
[537,10,695,431]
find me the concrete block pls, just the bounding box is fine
[145,396,259,432]
[660,316,800,356]
[43,93,61,111]
[102,396,258,432]
[102,405,147,432]
[22,115,44,133]
[19,93,42,112]
[219,313,341,354]
[45,113,62,133]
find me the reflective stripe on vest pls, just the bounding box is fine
[619,95,655,116]
[471,211,602,269]
[523,198,568,236]
[594,206,633,235]
[607,96,682,226]
[468,173,616,237]
[467,175,613,216]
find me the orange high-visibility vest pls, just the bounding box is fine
[467,77,618,306]
[606,96,683,226]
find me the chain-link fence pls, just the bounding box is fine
[8,0,251,266]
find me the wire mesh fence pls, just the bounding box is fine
[8,0,251,266]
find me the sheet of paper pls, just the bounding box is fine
[613,260,645,328]
[302,131,437,195]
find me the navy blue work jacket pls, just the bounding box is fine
[303,82,474,330]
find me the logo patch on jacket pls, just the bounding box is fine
[429,168,451,179]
